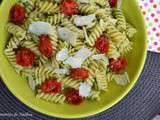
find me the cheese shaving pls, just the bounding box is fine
[28,75,36,90]
[113,72,130,86]
[56,48,69,61]
[28,21,56,36]
[92,54,106,60]
[79,83,91,97]
[74,14,96,27]
[54,68,69,75]
[58,27,77,46]
[63,47,92,68]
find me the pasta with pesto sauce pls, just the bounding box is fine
[4,0,137,105]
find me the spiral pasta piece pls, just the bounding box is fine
[86,20,107,46]
[86,60,99,77]
[85,76,95,87]
[50,35,58,50]
[105,25,125,47]
[34,67,55,85]
[106,72,114,82]
[22,0,36,14]
[7,37,22,49]
[88,91,100,101]
[22,40,40,56]
[118,37,133,54]
[95,9,111,21]
[4,48,16,66]
[58,77,81,90]
[108,41,120,59]
[126,23,137,38]
[56,41,69,51]
[38,55,49,67]
[95,71,108,91]
[43,13,65,25]
[36,1,59,14]
[6,23,26,40]
[36,90,66,104]
[113,8,127,32]
[79,4,97,15]
[93,0,110,8]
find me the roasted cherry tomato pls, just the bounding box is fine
[16,48,35,67]
[65,89,83,105]
[94,35,110,54]
[60,0,79,16]
[39,35,53,58]
[108,0,118,7]
[69,68,89,79]
[41,79,62,94]
[10,4,25,24]
[108,57,128,73]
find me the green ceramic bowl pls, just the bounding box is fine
[0,0,147,118]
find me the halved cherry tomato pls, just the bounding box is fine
[39,35,53,58]
[69,68,89,79]
[65,89,83,105]
[16,48,35,67]
[60,0,79,16]
[94,35,110,54]
[10,4,25,24]
[108,57,128,73]
[41,78,62,94]
[108,0,118,7]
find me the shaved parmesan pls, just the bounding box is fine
[56,48,69,61]
[54,68,69,75]
[28,21,56,36]
[74,14,96,27]
[63,47,92,68]
[78,0,90,3]
[63,57,83,68]
[79,83,91,97]
[28,75,36,90]
[58,27,77,46]
[74,47,93,61]
[92,54,106,60]
[113,72,130,86]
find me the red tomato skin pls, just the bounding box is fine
[10,4,25,24]
[94,35,110,54]
[60,0,80,16]
[16,48,35,67]
[109,57,128,73]
[65,89,83,105]
[39,35,53,58]
[108,0,118,7]
[69,68,89,79]
[41,79,62,94]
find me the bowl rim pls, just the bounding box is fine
[0,0,147,119]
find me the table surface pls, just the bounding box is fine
[0,52,159,120]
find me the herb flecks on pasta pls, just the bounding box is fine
[4,0,137,105]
